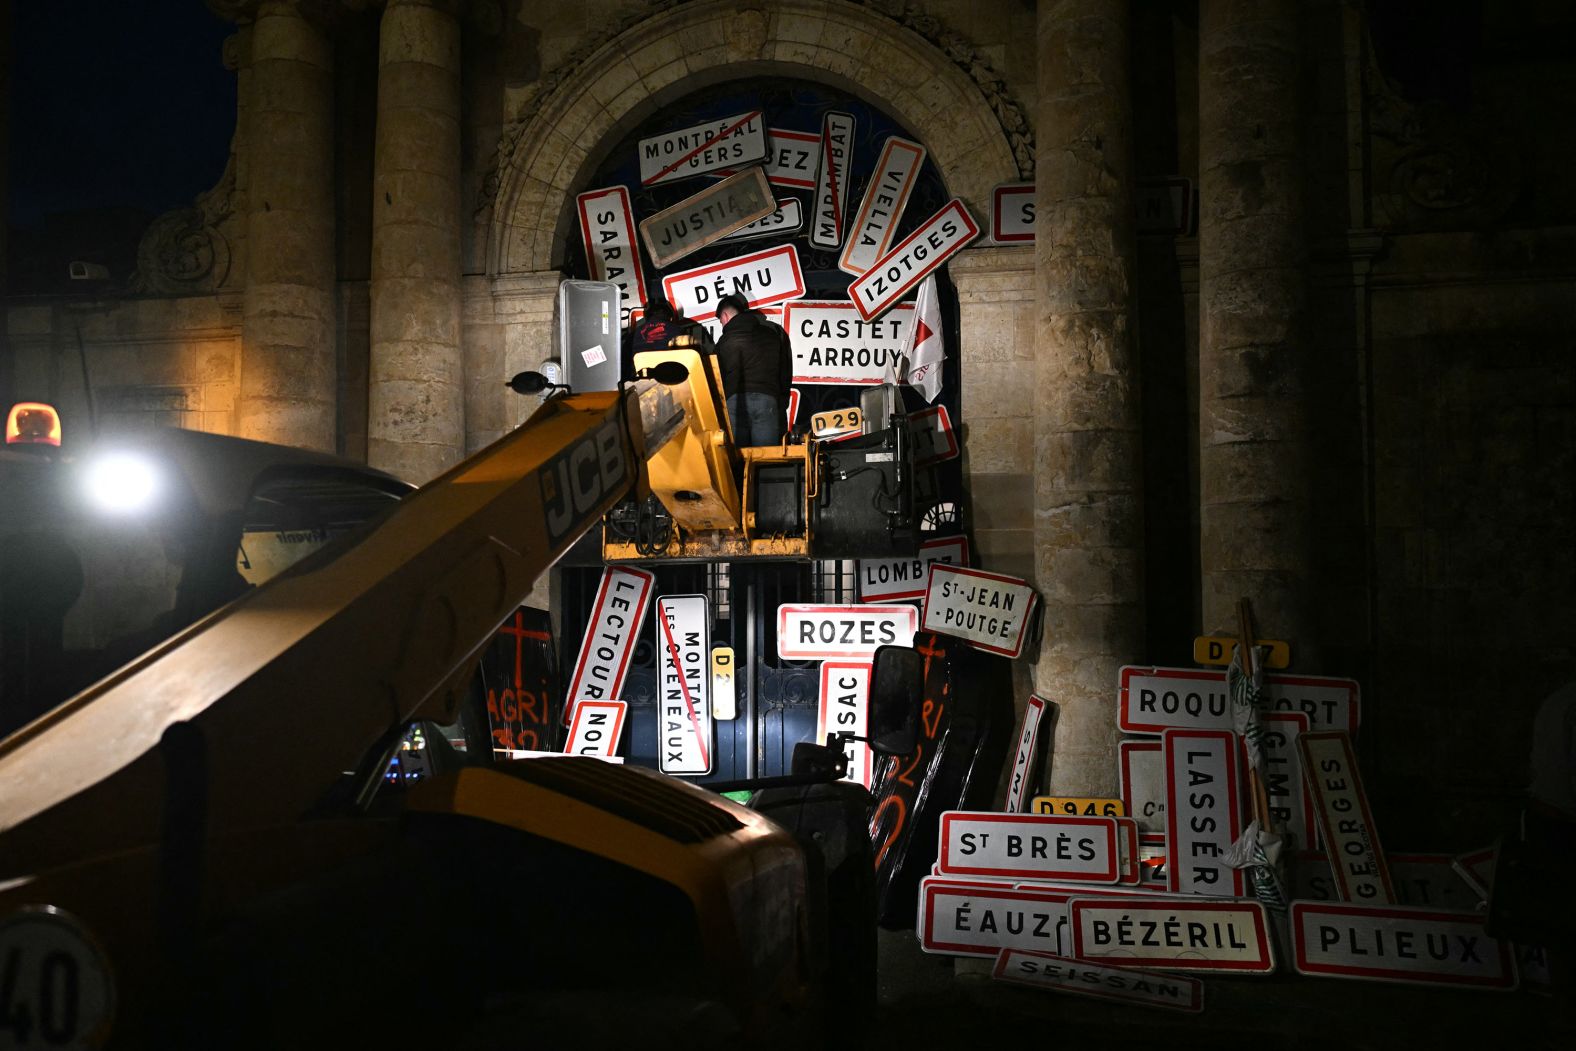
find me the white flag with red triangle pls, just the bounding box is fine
[901,274,944,402]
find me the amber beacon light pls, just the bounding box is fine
[5,402,63,447]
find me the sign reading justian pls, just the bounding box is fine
[639,167,776,269]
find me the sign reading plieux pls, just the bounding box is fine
[637,110,767,186]
[1298,730,1394,903]
[565,566,654,705]
[921,564,1038,659]
[848,199,981,322]
[776,604,917,661]
[1163,728,1245,897]
[918,878,1071,958]
[563,700,627,759]
[1289,902,1517,990]
[656,595,712,776]
[1004,695,1050,813]
[576,187,647,325]
[1068,897,1277,974]
[662,243,806,323]
[937,812,1122,883]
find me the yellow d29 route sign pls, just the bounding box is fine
[1032,796,1125,818]
[1192,636,1291,669]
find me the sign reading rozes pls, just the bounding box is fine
[776,604,917,660]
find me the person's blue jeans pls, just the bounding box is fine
[727,392,782,446]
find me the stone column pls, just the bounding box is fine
[368,0,463,482]
[1197,0,1312,640]
[239,0,336,450]
[1034,0,1144,796]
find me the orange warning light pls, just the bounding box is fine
[6,403,62,447]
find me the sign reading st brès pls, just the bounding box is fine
[776,603,917,661]
[849,198,981,322]
[938,812,1122,883]
[782,300,914,385]
[639,167,776,269]
[576,187,647,325]
[638,110,767,186]
[922,564,1037,659]
[662,243,806,323]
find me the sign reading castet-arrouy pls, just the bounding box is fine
[1004,695,1050,813]
[638,167,777,269]
[565,566,654,706]
[839,136,928,275]
[937,812,1122,883]
[848,199,982,322]
[922,564,1037,659]
[656,595,712,776]
[782,300,914,385]
[1163,728,1245,897]
[637,110,767,186]
[662,243,806,323]
[810,111,856,250]
[576,186,647,325]
[1289,901,1517,990]
[991,949,1204,1013]
[776,603,917,661]
[1298,730,1394,904]
[858,534,969,604]
[1068,897,1277,974]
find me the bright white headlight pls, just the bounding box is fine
[82,451,162,514]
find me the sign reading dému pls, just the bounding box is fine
[922,564,1037,659]
[638,167,776,269]
[662,243,806,323]
[781,300,914,385]
[937,812,1122,883]
[638,110,767,186]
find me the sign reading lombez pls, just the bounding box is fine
[849,199,982,322]
[840,136,927,275]
[638,167,776,269]
[782,300,914,385]
[922,564,1037,659]
[1290,902,1517,990]
[1069,897,1276,974]
[938,812,1121,883]
[656,595,712,776]
[638,110,767,186]
[817,661,874,788]
[1164,728,1244,897]
[810,111,855,249]
[859,534,969,604]
[1298,730,1394,904]
[992,950,1204,1013]
[1117,666,1361,736]
[565,566,653,705]
[662,244,806,323]
[776,603,917,661]
[575,187,646,324]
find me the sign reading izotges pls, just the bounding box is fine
[840,136,928,275]
[782,300,914,385]
[922,564,1037,659]
[662,243,806,323]
[776,604,918,661]
[638,110,767,186]
[639,167,776,269]
[859,534,969,604]
[810,111,856,250]
[576,187,647,324]
[656,595,712,776]
[565,566,654,705]
[817,661,874,788]
[849,199,981,321]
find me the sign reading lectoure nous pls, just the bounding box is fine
[922,564,1037,659]
[563,700,627,759]
[565,566,653,705]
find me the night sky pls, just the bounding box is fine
[8,0,236,228]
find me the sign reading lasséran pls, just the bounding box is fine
[638,167,776,269]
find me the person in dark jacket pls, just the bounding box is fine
[620,295,711,378]
[713,292,792,445]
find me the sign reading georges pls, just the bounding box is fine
[1290,902,1517,990]
[656,595,712,776]
[991,183,1035,243]
[782,300,913,385]
[776,603,917,661]
[564,700,627,759]
[817,661,874,788]
[938,812,1121,883]
[638,167,776,269]
[1005,695,1049,813]
[565,566,654,705]
[918,879,1070,958]
[810,111,855,249]
[662,243,805,323]
[1119,739,1165,832]
[992,950,1204,1013]
[858,534,969,603]
[839,136,927,275]
[1260,711,1315,848]
[638,110,767,186]
[1069,897,1276,974]
[1164,728,1245,897]
[718,197,804,244]
[1298,731,1394,904]
[922,564,1038,659]
[576,187,646,325]
[1117,666,1360,736]
[849,199,981,322]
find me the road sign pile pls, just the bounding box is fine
[916,637,1548,1012]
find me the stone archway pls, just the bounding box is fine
[487,0,1025,276]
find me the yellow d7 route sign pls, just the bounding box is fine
[1192,636,1291,669]
[1032,796,1125,818]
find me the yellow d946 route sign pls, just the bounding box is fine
[1032,796,1125,818]
[1192,636,1291,669]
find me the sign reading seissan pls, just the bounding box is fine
[922,564,1037,659]
[782,300,914,385]
[776,604,917,661]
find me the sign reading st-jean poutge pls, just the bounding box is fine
[921,564,1037,659]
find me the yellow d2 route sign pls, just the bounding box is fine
[1032,796,1125,818]
[1192,636,1291,669]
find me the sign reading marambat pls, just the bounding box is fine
[639,168,776,269]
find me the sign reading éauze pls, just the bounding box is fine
[782,300,914,385]
[922,564,1037,659]
[565,566,653,705]
[858,534,969,603]
[776,604,917,661]
[662,244,805,323]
